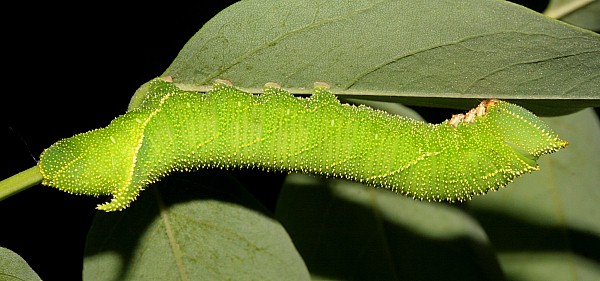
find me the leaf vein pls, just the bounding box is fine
[200,1,384,83]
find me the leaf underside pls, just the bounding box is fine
[164,0,600,115]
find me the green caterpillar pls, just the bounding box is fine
[38,77,567,211]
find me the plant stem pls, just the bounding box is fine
[544,0,594,19]
[0,166,43,201]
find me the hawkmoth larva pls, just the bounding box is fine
[38,77,567,211]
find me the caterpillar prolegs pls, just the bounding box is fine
[38,77,567,211]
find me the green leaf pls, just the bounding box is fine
[545,0,600,31]
[83,171,309,281]
[467,108,600,281]
[163,0,600,115]
[0,247,42,281]
[275,174,504,280]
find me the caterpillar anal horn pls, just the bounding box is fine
[448,99,498,127]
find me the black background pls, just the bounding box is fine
[3,1,592,280]
[0,3,238,280]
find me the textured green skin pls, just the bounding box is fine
[39,78,567,211]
